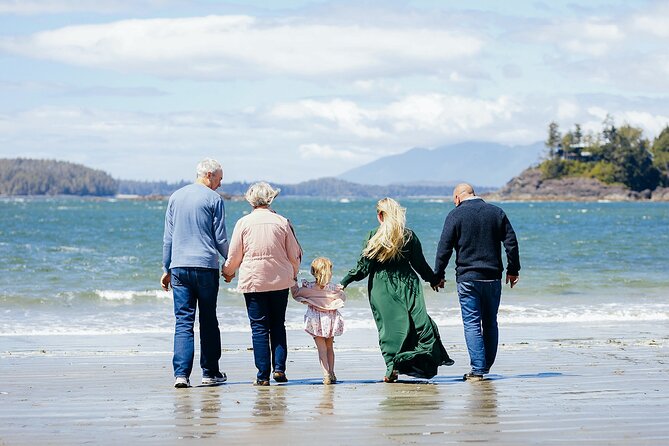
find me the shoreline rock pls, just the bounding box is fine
[486,168,669,202]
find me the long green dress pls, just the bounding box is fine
[341,229,453,379]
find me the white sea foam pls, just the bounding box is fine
[94,289,171,301]
[56,245,94,253]
[109,255,139,264]
[1,303,668,337]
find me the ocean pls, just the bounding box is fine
[1,196,668,338]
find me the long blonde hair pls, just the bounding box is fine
[311,257,333,288]
[362,197,409,262]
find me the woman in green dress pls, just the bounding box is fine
[341,197,454,382]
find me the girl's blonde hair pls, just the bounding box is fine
[362,197,408,263]
[311,257,333,288]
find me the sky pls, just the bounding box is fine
[1,0,668,183]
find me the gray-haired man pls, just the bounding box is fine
[161,158,229,388]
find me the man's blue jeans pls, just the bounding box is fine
[244,289,288,381]
[171,267,221,379]
[457,280,502,375]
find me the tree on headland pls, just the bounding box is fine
[0,158,118,196]
[651,126,669,186]
[545,121,561,159]
[540,116,662,192]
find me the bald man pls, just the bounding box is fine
[433,183,520,381]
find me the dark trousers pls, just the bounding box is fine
[244,289,289,381]
[171,267,221,379]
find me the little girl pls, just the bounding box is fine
[291,257,346,384]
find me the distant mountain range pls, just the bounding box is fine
[338,141,545,188]
[2,142,544,198]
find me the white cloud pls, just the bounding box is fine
[382,94,520,133]
[586,106,609,121]
[543,19,625,57]
[298,143,360,161]
[583,106,669,138]
[271,94,521,142]
[631,3,669,38]
[0,15,483,80]
[270,99,386,139]
[557,100,580,120]
[617,111,669,137]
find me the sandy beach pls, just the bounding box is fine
[1,323,667,445]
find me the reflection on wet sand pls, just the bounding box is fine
[375,381,444,440]
[173,389,221,440]
[316,385,335,416]
[378,382,442,413]
[464,380,498,423]
[252,386,287,424]
[371,379,500,441]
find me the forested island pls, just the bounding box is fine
[0,159,118,196]
[540,116,668,191]
[491,117,669,201]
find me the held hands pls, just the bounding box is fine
[221,267,235,283]
[431,279,445,292]
[160,272,171,291]
[506,274,520,288]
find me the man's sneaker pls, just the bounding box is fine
[253,379,270,386]
[272,371,288,383]
[174,377,191,388]
[463,372,484,382]
[202,372,227,386]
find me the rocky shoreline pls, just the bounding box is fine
[485,168,669,202]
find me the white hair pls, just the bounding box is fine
[196,158,222,178]
[245,182,280,207]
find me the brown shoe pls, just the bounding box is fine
[323,374,332,385]
[253,379,270,386]
[272,371,288,383]
[329,372,337,384]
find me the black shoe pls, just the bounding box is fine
[444,358,455,366]
[272,371,288,383]
[253,379,270,386]
[202,372,227,385]
[463,372,484,381]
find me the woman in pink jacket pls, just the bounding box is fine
[222,182,302,386]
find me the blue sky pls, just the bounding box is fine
[1,0,668,183]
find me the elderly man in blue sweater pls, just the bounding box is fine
[433,183,520,381]
[161,158,229,389]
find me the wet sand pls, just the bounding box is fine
[1,324,668,445]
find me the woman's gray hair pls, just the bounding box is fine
[245,182,281,207]
[196,158,222,178]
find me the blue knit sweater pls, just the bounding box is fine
[162,183,229,272]
[434,198,520,283]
